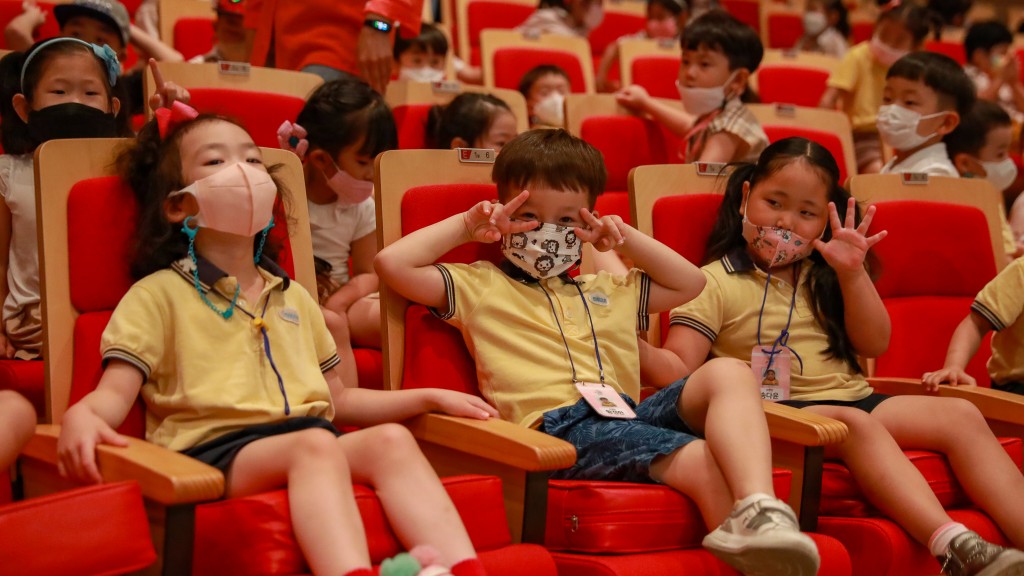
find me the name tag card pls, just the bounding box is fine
[751,346,791,402]
[575,382,636,419]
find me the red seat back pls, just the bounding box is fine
[766,12,804,49]
[467,1,533,66]
[393,104,433,150]
[851,21,873,44]
[630,54,681,99]
[594,191,631,225]
[757,66,830,108]
[720,0,760,33]
[173,17,215,61]
[492,47,588,93]
[0,1,59,49]
[188,88,308,148]
[588,11,645,57]
[762,124,851,185]
[580,115,680,191]
[925,40,966,65]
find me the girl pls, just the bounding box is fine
[57,110,496,576]
[793,0,850,59]
[294,76,390,389]
[426,93,517,152]
[515,0,605,38]
[818,2,934,174]
[595,0,687,92]
[0,37,126,360]
[645,137,1024,575]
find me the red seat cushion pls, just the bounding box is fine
[630,55,682,99]
[173,17,215,60]
[188,88,310,148]
[594,191,630,225]
[587,12,645,58]
[393,104,433,150]
[762,124,851,184]
[757,66,830,108]
[580,115,680,190]
[402,183,503,265]
[492,47,588,93]
[467,1,533,66]
[0,360,44,415]
[403,305,479,395]
[766,12,804,49]
[354,348,384,390]
[720,0,760,33]
[925,40,966,65]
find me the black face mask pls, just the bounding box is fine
[27,102,118,143]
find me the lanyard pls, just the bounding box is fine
[538,280,605,384]
[755,264,804,375]
[682,107,724,162]
[223,292,292,415]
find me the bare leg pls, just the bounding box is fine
[872,396,1024,548]
[347,296,381,349]
[650,439,736,528]
[322,306,360,388]
[338,423,477,565]
[0,390,35,470]
[228,428,369,575]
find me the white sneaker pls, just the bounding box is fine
[702,497,820,576]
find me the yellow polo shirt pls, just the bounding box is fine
[827,41,889,132]
[102,257,339,452]
[433,261,651,428]
[971,257,1024,385]
[670,252,872,401]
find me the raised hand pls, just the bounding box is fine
[462,190,539,243]
[147,58,191,111]
[812,197,887,276]
[614,84,651,111]
[575,209,628,252]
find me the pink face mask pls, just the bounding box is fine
[741,203,818,268]
[324,161,374,206]
[170,162,277,237]
[646,17,677,39]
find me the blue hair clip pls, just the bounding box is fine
[20,37,121,92]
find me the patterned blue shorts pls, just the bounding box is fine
[541,377,698,484]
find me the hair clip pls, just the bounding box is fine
[92,43,121,87]
[276,120,309,159]
[156,100,200,139]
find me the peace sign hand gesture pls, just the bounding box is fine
[463,190,539,244]
[812,197,887,277]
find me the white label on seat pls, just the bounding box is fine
[696,162,727,176]
[218,61,251,76]
[901,172,930,185]
[431,81,463,93]
[456,148,496,164]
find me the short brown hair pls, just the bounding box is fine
[492,129,605,208]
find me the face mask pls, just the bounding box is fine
[502,223,582,280]
[676,72,735,117]
[802,11,828,36]
[869,35,908,67]
[980,157,1019,191]
[646,17,677,39]
[876,104,946,151]
[582,2,604,30]
[533,92,566,126]
[741,203,818,268]
[324,160,374,206]
[27,102,117,143]
[398,66,445,83]
[169,162,277,237]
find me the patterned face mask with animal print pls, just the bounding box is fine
[502,223,582,280]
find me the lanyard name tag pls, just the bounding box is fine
[575,382,636,419]
[751,346,791,402]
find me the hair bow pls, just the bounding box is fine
[92,43,121,87]
[276,120,309,159]
[156,100,200,139]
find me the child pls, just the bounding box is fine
[819,2,934,174]
[595,0,687,92]
[923,256,1024,396]
[878,51,974,177]
[393,22,448,84]
[58,110,495,576]
[294,75,390,389]
[651,136,1024,572]
[793,0,850,59]
[0,37,126,360]
[519,64,571,128]
[616,9,768,164]
[0,390,35,473]
[516,0,605,38]
[963,20,1024,125]
[376,129,822,575]
[944,99,1023,260]
[188,0,250,64]
[427,93,517,152]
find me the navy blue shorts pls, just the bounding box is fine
[780,393,891,413]
[993,381,1024,395]
[541,377,699,483]
[181,416,340,474]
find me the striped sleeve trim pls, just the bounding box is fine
[636,271,651,332]
[971,301,1006,331]
[320,353,341,373]
[428,264,456,320]
[669,316,717,342]
[102,349,152,380]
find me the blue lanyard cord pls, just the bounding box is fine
[538,281,605,384]
[232,296,291,416]
[755,265,804,376]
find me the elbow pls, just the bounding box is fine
[684,271,707,302]
[858,331,890,360]
[373,247,398,284]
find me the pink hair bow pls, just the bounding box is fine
[277,120,309,159]
[156,101,200,139]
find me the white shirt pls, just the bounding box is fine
[307,196,376,285]
[0,154,39,321]
[880,142,959,177]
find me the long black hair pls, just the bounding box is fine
[706,137,867,373]
[427,92,513,149]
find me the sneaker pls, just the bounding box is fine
[938,531,1024,576]
[702,497,820,576]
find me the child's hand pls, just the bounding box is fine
[615,85,651,111]
[574,209,627,252]
[147,59,192,111]
[922,367,977,392]
[428,389,500,420]
[813,197,887,277]
[57,404,129,484]
[1001,54,1020,84]
[462,190,538,243]
[21,0,45,28]
[0,332,16,359]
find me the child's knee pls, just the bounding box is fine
[362,422,418,455]
[691,357,757,395]
[938,398,986,428]
[292,428,347,466]
[0,390,36,433]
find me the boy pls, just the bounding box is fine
[518,64,571,128]
[878,51,975,176]
[963,20,1024,125]
[189,0,250,64]
[923,256,1024,396]
[393,22,448,83]
[945,99,1024,260]
[615,9,767,163]
[375,129,821,575]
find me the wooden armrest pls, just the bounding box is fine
[866,376,933,396]
[763,401,848,446]
[405,414,576,472]
[935,385,1024,427]
[23,425,224,506]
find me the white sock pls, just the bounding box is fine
[734,492,776,511]
[929,522,969,557]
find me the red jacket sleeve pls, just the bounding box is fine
[364,0,425,38]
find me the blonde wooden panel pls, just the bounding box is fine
[618,37,679,87]
[564,92,682,138]
[456,0,536,63]
[747,103,857,184]
[480,29,596,93]
[384,80,530,134]
[158,0,214,45]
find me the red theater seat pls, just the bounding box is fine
[766,11,805,49]
[173,16,215,61]
[757,65,830,107]
[464,0,533,66]
[482,30,595,93]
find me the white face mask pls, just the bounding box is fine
[876,104,946,151]
[502,223,582,280]
[582,2,604,31]
[398,66,445,83]
[169,162,277,237]
[533,92,566,126]
[802,11,828,36]
[869,34,908,67]
[980,157,1019,191]
[676,72,735,117]
[324,160,374,206]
